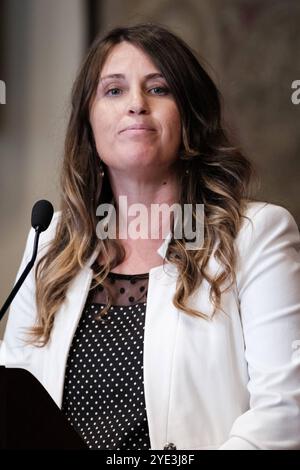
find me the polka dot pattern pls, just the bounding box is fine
[90,266,149,306]
[61,272,151,450]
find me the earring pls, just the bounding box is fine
[99,160,105,177]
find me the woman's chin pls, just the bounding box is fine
[119,154,157,169]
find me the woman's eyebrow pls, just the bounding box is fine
[99,72,165,83]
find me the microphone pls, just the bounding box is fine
[0,200,54,322]
[31,199,53,232]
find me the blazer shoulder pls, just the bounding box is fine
[237,200,299,246]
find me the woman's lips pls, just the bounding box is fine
[123,128,154,133]
[120,128,156,136]
[120,123,156,132]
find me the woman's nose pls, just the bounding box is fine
[127,90,149,114]
[129,105,147,114]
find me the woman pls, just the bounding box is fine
[1,23,300,450]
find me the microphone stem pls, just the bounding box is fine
[0,228,41,322]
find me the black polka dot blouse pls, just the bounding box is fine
[61,263,151,450]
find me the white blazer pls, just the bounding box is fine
[1,201,300,450]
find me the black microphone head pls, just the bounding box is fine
[31,200,54,232]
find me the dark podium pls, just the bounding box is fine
[0,366,88,449]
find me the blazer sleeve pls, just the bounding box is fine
[0,226,37,368]
[219,203,300,450]
[0,212,59,369]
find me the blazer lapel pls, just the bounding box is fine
[143,232,222,449]
[42,253,98,407]
[143,262,179,449]
[143,233,179,449]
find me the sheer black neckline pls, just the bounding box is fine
[91,260,149,279]
[89,260,149,306]
[107,271,149,279]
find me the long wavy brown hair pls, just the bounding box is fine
[29,22,258,346]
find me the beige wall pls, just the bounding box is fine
[0,0,86,337]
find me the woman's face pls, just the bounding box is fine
[89,41,181,175]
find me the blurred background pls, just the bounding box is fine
[1,0,300,338]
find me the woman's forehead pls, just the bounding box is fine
[100,42,160,77]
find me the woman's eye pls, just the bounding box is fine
[150,86,169,95]
[105,88,122,96]
[105,86,169,97]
